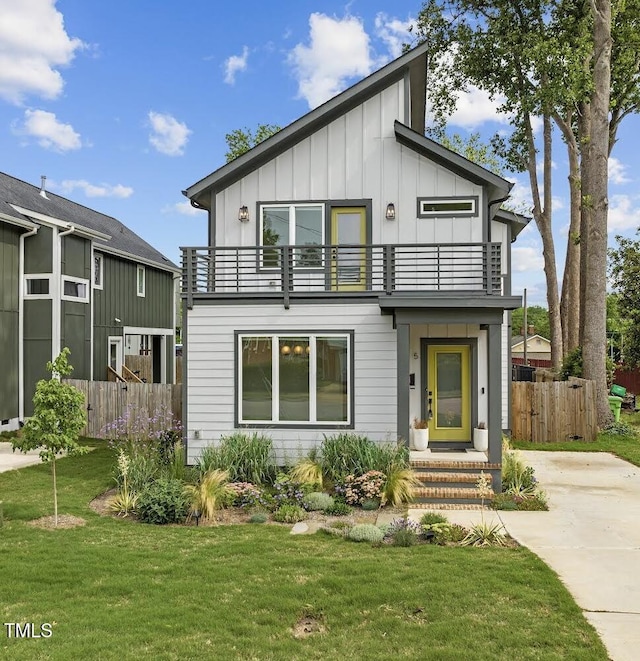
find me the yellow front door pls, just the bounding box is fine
[330,207,366,291]
[427,345,471,441]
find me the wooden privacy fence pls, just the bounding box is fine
[65,379,182,438]
[512,377,597,442]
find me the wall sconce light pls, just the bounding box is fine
[293,345,303,355]
[238,205,250,222]
[385,203,396,220]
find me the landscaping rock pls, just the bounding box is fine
[290,521,321,535]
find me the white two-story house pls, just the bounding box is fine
[180,43,528,494]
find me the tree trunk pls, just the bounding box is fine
[558,115,582,356]
[582,0,613,427]
[52,458,58,527]
[578,101,591,345]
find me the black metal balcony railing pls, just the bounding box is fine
[181,243,502,306]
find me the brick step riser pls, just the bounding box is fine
[417,481,487,490]
[411,463,501,472]
[413,497,488,506]
[410,503,488,511]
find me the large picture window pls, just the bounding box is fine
[238,332,351,425]
[260,203,324,268]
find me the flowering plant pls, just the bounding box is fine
[227,482,270,509]
[338,470,386,505]
[272,473,307,507]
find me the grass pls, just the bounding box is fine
[0,442,608,660]
[512,411,640,467]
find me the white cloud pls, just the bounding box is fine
[511,246,544,272]
[374,12,415,59]
[0,0,85,104]
[15,109,81,151]
[288,13,374,109]
[59,179,133,198]
[608,157,630,185]
[223,46,249,85]
[445,86,511,129]
[506,178,533,216]
[162,200,202,216]
[608,195,640,232]
[148,111,191,156]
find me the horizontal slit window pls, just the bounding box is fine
[418,197,478,217]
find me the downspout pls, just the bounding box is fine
[19,226,39,422]
[53,225,76,362]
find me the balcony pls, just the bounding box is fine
[181,243,502,307]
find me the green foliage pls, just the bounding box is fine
[382,466,420,507]
[420,512,449,526]
[196,432,276,485]
[108,489,138,516]
[391,528,418,547]
[347,523,384,544]
[320,433,408,482]
[289,453,323,489]
[323,501,352,516]
[12,348,88,525]
[559,346,615,385]
[516,494,548,511]
[248,512,267,524]
[511,306,550,339]
[610,234,640,366]
[430,129,505,175]
[302,492,334,512]
[602,421,638,437]
[490,493,520,511]
[137,478,190,525]
[361,498,381,511]
[430,522,469,545]
[461,521,508,547]
[224,124,281,162]
[184,469,233,521]
[272,504,307,524]
[502,448,538,495]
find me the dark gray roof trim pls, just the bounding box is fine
[185,43,430,207]
[0,171,178,272]
[394,121,513,195]
[494,208,531,239]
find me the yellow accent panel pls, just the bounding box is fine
[330,207,366,291]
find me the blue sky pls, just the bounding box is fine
[1,0,639,305]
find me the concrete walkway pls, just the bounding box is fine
[410,450,640,661]
[0,442,42,472]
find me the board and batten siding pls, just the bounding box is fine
[212,78,484,248]
[186,303,397,464]
[0,223,21,421]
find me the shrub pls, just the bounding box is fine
[361,498,381,511]
[249,512,267,524]
[196,432,276,484]
[430,523,468,545]
[516,493,548,511]
[382,466,419,507]
[339,471,386,505]
[303,492,335,511]
[184,469,233,521]
[272,473,307,507]
[272,504,307,523]
[386,517,422,546]
[323,501,352,516]
[120,453,161,494]
[392,528,418,547]
[320,433,408,482]
[420,512,449,526]
[108,490,138,517]
[461,521,508,547]
[226,482,269,509]
[502,449,537,494]
[137,479,190,525]
[289,451,323,488]
[490,493,519,510]
[347,524,384,544]
[602,421,638,437]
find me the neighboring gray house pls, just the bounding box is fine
[180,44,529,490]
[0,172,180,430]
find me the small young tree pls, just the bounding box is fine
[12,348,88,526]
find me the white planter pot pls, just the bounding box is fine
[413,428,429,451]
[473,428,489,452]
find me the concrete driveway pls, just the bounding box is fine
[411,451,640,661]
[0,442,42,473]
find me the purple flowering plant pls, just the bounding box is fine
[227,482,271,509]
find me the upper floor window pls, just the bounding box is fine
[417,197,478,218]
[260,203,324,268]
[93,253,103,289]
[136,265,145,297]
[25,274,51,298]
[62,276,89,303]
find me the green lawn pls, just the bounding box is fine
[512,412,640,467]
[0,443,607,660]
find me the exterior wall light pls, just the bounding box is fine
[238,205,250,222]
[385,203,396,220]
[281,344,291,355]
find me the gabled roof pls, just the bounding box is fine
[0,172,179,273]
[393,121,513,203]
[184,42,430,208]
[511,334,551,349]
[494,208,531,239]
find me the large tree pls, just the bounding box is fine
[224,124,281,162]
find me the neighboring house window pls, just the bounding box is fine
[61,276,89,303]
[24,275,52,298]
[136,265,145,297]
[417,197,478,217]
[238,333,351,425]
[260,203,324,268]
[93,253,103,289]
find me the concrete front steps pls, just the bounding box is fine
[410,450,500,509]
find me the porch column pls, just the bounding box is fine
[397,322,410,447]
[487,322,503,474]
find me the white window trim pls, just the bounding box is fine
[136,265,145,297]
[237,332,351,426]
[417,196,478,218]
[61,275,90,303]
[93,252,103,289]
[259,203,325,269]
[24,273,53,299]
